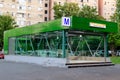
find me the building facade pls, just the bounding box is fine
[0,0,50,27]
[0,0,117,27]
[98,0,116,21]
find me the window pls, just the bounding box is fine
[111,8,114,11]
[1,0,4,2]
[28,6,31,10]
[0,3,3,7]
[81,0,83,2]
[45,3,48,7]
[12,4,15,8]
[0,12,3,15]
[18,5,26,10]
[28,21,31,25]
[104,2,106,5]
[38,7,42,11]
[45,10,47,14]
[11,12,16,16]
[28,13,31,18]
[44,17,47,21]
[19,6,22,10]
[12,0,15,2]
[28,0,31,3]
[59,2,61,5]
[22,13,25,18]
[38,0,43,4]
[113,4,115,6]
[38,14,42,18]
[21,21,24,25]
[18,0,26,4]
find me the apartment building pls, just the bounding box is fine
[98,0,116,21]
[0,0,117,27]
[0,0,50,27]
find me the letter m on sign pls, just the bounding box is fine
[62,17,71,27]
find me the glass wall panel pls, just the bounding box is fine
[10,31,63,58]
[66,32,105,62]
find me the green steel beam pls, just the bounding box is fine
[30,37,35,54]
[104,34,108,61]
[26,36,27,53]
[37,37,43,50]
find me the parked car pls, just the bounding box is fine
[0,51,4,59]
[116,50,120,56]
[96,50,112,57]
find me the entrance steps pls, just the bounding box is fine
[66,62,114,68]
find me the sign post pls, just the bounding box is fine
[62,17,70,58]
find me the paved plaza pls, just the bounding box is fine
[0,59,120,80]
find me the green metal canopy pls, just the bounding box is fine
[4,16,118,54]
[71,16,118,33]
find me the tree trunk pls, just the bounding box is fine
[109,44,116,56]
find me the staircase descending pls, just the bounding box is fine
[66,62,114,68]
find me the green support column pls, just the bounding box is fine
[62,30,66,58]
[26,36,28,54]
[15,37,17,54]
[30,36,35,54]
[104,34,108,62]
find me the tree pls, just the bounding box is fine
[78,5,104,20]
[53,3,104,20]
[109,0,120,56]
[53,2,80,19]
[0,14,18,50]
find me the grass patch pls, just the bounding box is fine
[111,57,120,64]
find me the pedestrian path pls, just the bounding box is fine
[4,55,66,67]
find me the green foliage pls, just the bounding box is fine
[53,3,80,19]
[108,33,120,46]
[110,0,120,22]
[78,5,104,20]
[110,13,117,22]
[53,3,104,20]
[109,0,120,54]
[116,0,120,22]
[0,14,18,50]
[111,57,120,64]
[53,3,64,19]
[63,3,80,17]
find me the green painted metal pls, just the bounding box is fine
[4,19,68,54]
[62,30,66,58]
[104,34,108,58]
[25,36,27,53]
[4,16,118,54]
[71,16,118,33]
[30,37,35,53]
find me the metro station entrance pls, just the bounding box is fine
[4,16,118,67]
[66,30,108,63]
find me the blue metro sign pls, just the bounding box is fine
[62,17,71,26]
